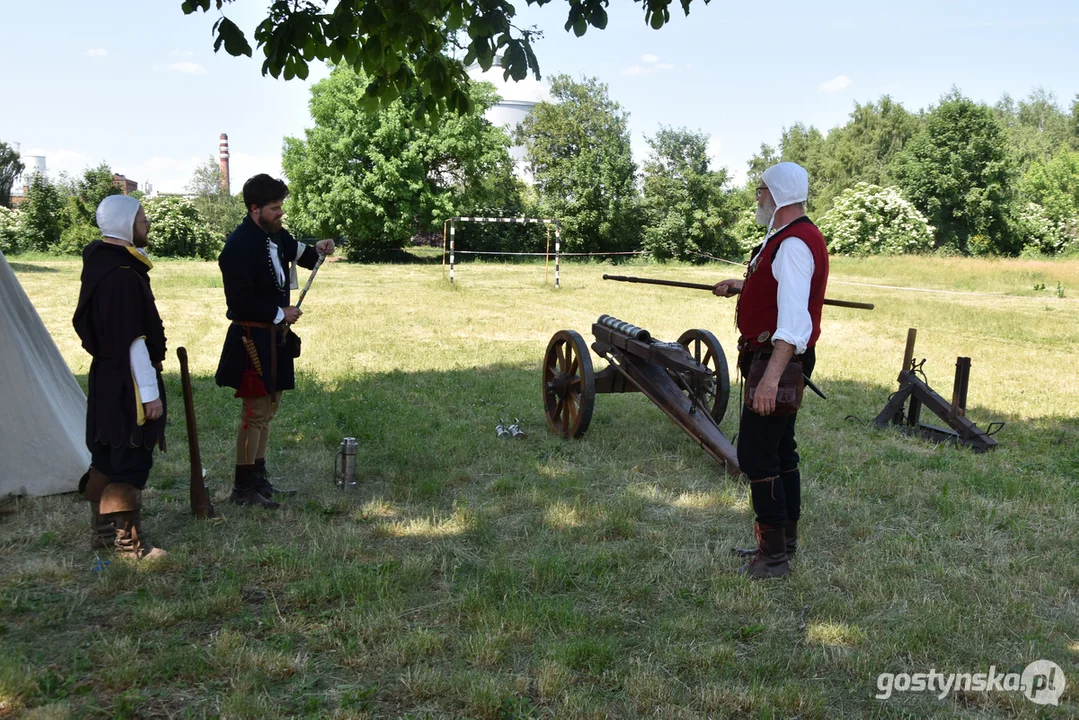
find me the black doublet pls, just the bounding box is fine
[215,217,320,394]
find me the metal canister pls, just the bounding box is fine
[334,437,359,488]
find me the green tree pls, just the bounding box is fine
[144,196,220,259]
[817,183,934,256]
[894,91,1017,254]
[747,98,922,214]
[1020,146,1079,227]
[517,74,640,253]
[19,174,68,252]
[640,126,739,261]
[0,142,24,208]
[181,0,714,120]
[282,65,517,259]
[69,163,123,226]
[995,89,1074,173]
[186,157,247,241]
[817,96,922,210]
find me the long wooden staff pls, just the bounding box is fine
[282,253,326,338]
[177,347,216,518]
[602,274,875,310]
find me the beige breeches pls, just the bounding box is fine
[235,392,282,465]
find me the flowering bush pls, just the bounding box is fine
[0,206,23,255]
[1012,201,1072,256]
[144,196,220,260]
[818,183,935,255]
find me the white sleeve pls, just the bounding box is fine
[274,307,285,324]
[129,337,159,403]
[295,241,308,261]
[771,238,815,355]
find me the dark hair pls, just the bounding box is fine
[242,174,289,211]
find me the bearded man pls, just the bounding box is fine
[73,195,168,560]
[215,174,334,508]
[712,162,830,579]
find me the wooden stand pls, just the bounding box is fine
[873,329,1001,452]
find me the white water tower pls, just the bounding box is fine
[466,56,552,183]
[12,155,46,196]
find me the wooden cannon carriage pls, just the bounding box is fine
[542,315,741,476]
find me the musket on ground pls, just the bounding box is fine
[601,274,875,310]
[177,347,216,519]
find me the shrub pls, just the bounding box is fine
[144,196,220,260]
[1011,202,1071,255]
[818,183,934,255]
[0,206,22,255]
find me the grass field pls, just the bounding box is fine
[2,252,1077,719]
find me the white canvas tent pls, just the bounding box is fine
[1,250,89,496]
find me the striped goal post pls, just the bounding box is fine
[442,216,562,289]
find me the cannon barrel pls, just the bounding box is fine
[597,314,652,342]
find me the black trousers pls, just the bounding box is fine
[736,347,816,528]
[89,442,155,490]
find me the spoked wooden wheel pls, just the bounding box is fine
[542,330,596,438]
[675,329,731,424]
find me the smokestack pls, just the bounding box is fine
[219,133,230,195]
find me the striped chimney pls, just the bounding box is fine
[218,133,230,194]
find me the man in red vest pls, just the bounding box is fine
[713,162,830,578]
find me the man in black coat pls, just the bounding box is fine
[215,175,334,508]
[73,195,168,560]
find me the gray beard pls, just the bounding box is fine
[755,200,776,227]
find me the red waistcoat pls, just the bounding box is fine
[736,217,829,351]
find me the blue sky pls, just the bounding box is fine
[1,1,1077,193]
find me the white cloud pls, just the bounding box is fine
[621,60,675,77]
[818,75,852,93]
[85,49,107,57]
[154,61,207,75]
[170,50,195,58]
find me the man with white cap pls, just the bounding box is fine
[73,194,168,560]
[713,161,830,578]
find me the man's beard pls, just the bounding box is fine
[132,232,149,248]
[755,197,777,227]
[258,217,281,234]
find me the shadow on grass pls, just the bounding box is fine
[6,261,59,273]
[1,361,1076,717]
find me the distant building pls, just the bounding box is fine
[10,155,47,205]
[219,133,231,194]
[112,174,138,195]
[466,56,552,183]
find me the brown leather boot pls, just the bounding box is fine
[84,467,115,549]
[252,459,296,498]
[732,519,798,558]
[230,465,279,509]
[99,483,168,561]
[734,523,790,578]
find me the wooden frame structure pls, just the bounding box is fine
[874,328,1002,452]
